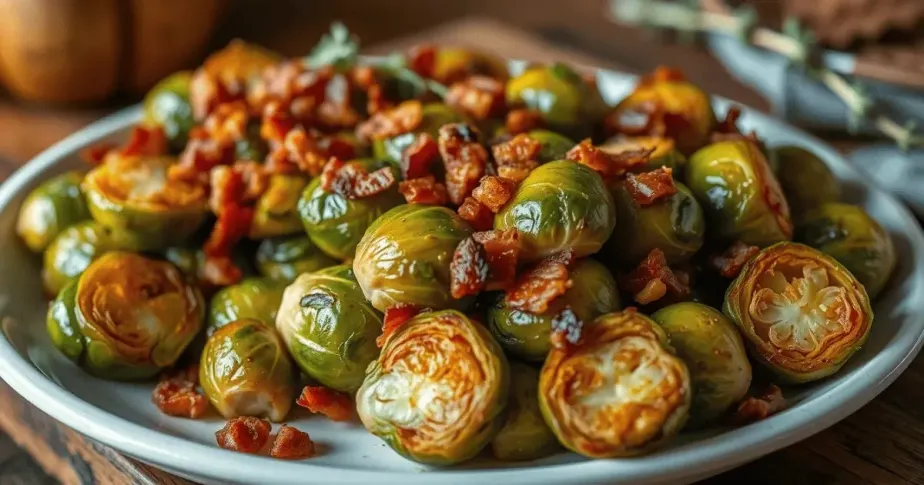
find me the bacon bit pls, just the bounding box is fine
[639,66,687,87]
[438,123,488,205]
[620,249,691,305]
[121,125,168,157]
[152,365,208,419]
[407,44,437,79]
[567,138,653,178]
[270,425,316,459]
[356,100,423,142]
[710,241,760,278]
[549,307,583,350]
[203,202,253,255]
[733,385,786,425]
[203,101,249,145]
[351,66,393,115]
[296,386,353,422]
[473,229,520,291]
[170,127,234,183]
[80,143,115,165]
[445,76,506,120]
[492,133,541,183]
[505,255,573,314]
[215,417,272,454]
[202,255,244,288]
[190,70,243,121]
[472,175,517,213]
[282,127,328,177]
[401,133,439,180]
[450,237,490,299]
[399,176,449,205]
[624,168,677,206]
[316,73,363,131]
[378,304,421,348]
[320,158,396,199]
[457,197,494,231]
[260,101,296,146]
[505,109,544,134]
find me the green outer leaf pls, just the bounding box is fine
[17,171,90,253]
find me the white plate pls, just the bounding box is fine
[0,68,923,485]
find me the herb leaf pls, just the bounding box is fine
[306,22,359,71]
[379,53,448,99]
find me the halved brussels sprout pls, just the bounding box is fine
[600,136,687,178]
[723,242,873,383]
[42,221,138,295]
[505,63,606,137]
[686,140,792,247]
[372,104,468,163]
[46,251,204,380]
[200,318,296,422]
[539,310,691,457]
[772,146,840,218]
[255,236,337,282]
[249,174,309,239]
[298,159,403,261]
[607,179,705,265]
[495,160,615,262]
[356,310,509,465]
[796,203,896,299]
[491,362,559,461]
[208,278,285,334]
[651,302,751,427]
[354,204,474,312]
[276,265,382,393]
[17,171,90,253]
[488,259,621,361]
[82,155,208,249]
[143,71,194,152]
[430,47,509,84]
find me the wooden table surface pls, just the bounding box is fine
[0,2,920,484]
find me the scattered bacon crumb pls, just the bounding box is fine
[203,166,254,287]
[189,70,244,121]
[399,176,449,205]
[620,249,691,305]
[549,307,583,350]
[296,386,353,422]
[566,138,653,178]
[445,76,506,120]
[280,128,329,177]
[472,176,517,213]
[457,197,494,231]
[473,229,520,291]
[215,417,272,454]
[450,237,490,299]
[624,168,677,206]
[152,365,208,419]
[351,66,393,115]
[505,109,544,134]
[356,100,423,142]
[407,44,437,79]
[491,133,541,183]
[378,304,421,348]
[80,143,115,165]
[316,72,363,131]
[710,241,760,278]
[121,125,168,157]
[438,123,488,205]
[505,253,574,314]
[733,385,786,425]
[203,101,249,145]
[170,127,234,183]
[320,158,396,199]
[270,425,316,459]
[400,133,439,180]
[260,101,296,146]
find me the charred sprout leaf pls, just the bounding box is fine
[306,22,359,71]
[491,362,559,461]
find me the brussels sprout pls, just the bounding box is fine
[163,245,256,288]
[82,155,208,249]
[605,179,705,265]
[17,171,90,253]
[505,63,606,137]
[796,203,896,299]
[354,204,474,312]
[208,278,285,334]
[46,251,204,380]
[255,236,337,282]
[356,310,508,465]
[42,221,138,295]
[686,140,792,247]
[488,259,621,361]
[491,362,559,461]
[724,242,873,383]
[372,103,468,163]
[249,175,309,239]
[430,47,509,84]
[200,318,296,422]
[526,129,576,163]
[143,71,194,152]
[772,146,840,218]
[539,310,691,457]
[599,136,687,178]
[495,160,615,262]
[651,302,751,427]
[276,265,382,392]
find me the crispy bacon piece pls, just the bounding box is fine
[152,365,208,419]
[733,385,786,425]
[474,229,520,291]
[399,176,449,205]
[505,253,574,314]
[401,133,439,180]
[170,127,235,183]
[203,164,254,288]
[492,133,541,183]
[270,425,316,459]
[316,73,363,131]
[378,304,421,348]
[351,66,393,115]
[407,44,437,79]
[190,70,244,121]
[215,417,272,454]
[438,123,488,205]
[620,248,691,305]
[356,100,423,142]
[203,101,250,145]
[457,197,494,231]
[549,307,583,350]
[202,254,244,288]
[450,237,490,299]
[445,76,506,120]
[710,241,760,278]
[472,176,517,213]
[296,386,353,422]
[260,101,296,146]
[80,143,115,165]
[505,109,544,134]
[624,168,677,206]
[282,128,329,177]
[247,61,331,117]
[320,158,396,199]
[121,125,168,157]
[567,138,653,178]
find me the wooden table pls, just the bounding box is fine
[0,4,920,484]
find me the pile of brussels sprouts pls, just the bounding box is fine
[18,37,896,465]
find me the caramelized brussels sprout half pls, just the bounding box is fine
[143,71,194,152]
[17,171,90,253]
[298,159,403,261]
[372,103,468,163]
[430,47,509,84]
[354,204,474,312]
[42,221,138,295]
[249,174,309,239]
[540,310,691,457]
[488,259,621,361]
[491,362,559,461]
[772,146,840,218]
[796,203,896,299]
[356,310,508,465]
[276,265,382,393]
[46,252,204,380]
[724,242,873,383]
[200,318,296,422]
[607,180,705,265]
[208,278,285,334]
[82,155,208,249]
[255,236,336,282]
[599,136,687,178]
[652,302,751,427]
[505,63,606,137]
[495,160,615,262]
[686,140,792,247]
